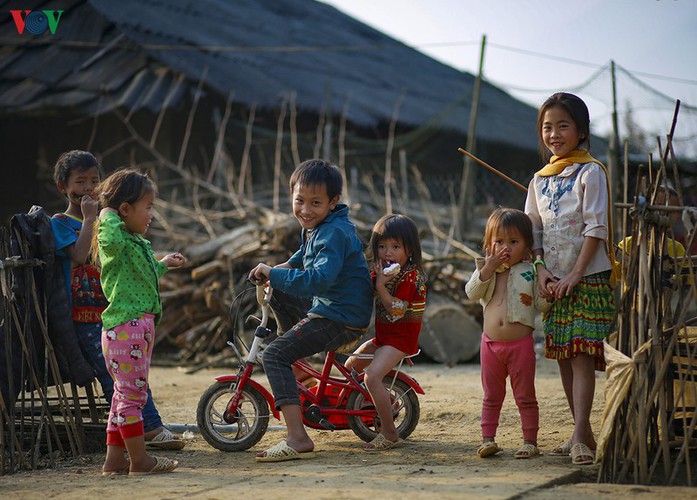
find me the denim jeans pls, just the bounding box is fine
[263,289,362,408]
[74,322,163,432]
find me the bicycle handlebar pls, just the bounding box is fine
[255,282,272,328]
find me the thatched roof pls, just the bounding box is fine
[0,0,540,151]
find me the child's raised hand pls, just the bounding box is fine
[484,244,509,269]
[161,252,186,268]
[80,195,99,220]
[373,262,394,288]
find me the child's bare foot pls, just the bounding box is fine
[284,437,314,455]
[101,457,130,475]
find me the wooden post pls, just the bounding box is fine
[399,148,408,207]
[323,81,333,161]
[273,97,288,213]
[610,60,622,243]
[458,34,486,238]
[384,92,405,215]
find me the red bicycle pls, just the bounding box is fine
[196,284,425,452]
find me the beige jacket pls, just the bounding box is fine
[465,259,552,329]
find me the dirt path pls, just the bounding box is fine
[1,357,694,499]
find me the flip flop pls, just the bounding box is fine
[548,438,572,456]
[570,442,595,465]
[514,443,540,459]
[145,428,186,450]
[255,440,316,462]
[129,456,179,476]
[477,441,501,458]
[363,434,404,451]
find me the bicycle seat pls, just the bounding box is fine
[333,336,362,355]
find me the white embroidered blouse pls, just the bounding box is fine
[524,161,612,279]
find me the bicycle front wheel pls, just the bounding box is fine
[346,377,420,442]
[196,381,269,452]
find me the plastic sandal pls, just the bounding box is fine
[514,443,540,459]
[363,434,404,451]
[477,441,501,458]
[145,428,186,450]
[548,438,572,456]
[570,442,595,465]
[255,440,316,462]
[129,456,178,476]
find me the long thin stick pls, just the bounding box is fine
[457,147,527,192]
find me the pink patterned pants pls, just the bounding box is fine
[101,314,155,443]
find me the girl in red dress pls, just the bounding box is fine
[346,214,426,450]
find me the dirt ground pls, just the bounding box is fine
[1,355,695,499]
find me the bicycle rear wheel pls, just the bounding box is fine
[196,381,269,452]
[346,377,420,442]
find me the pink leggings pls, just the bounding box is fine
[480,333,538,442]
[101,314,155,446]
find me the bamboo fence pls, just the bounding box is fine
[0,227,100,475]
[598,104,697,485]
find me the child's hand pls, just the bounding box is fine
[550,270,581,299]
[537,267,558,300]
[486,244,509,268]
[80,195,99,220]
[480,245,509,280]
[248,263,272,284]
[373,262,395,288]
[161,252,185,268]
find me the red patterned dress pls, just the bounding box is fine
[372,264,427,355]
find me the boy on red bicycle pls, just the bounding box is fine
[248,159,373,462]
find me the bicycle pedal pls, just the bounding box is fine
[319,418,336,431]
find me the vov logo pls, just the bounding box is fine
[10,10,64,35]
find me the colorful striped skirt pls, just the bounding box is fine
[543,271,615,371]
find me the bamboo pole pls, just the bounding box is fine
[289,91,300,167]
[384,92,405,215]
[273,96,288,213]
[238,102,257,198]
[177,66,208,169]
[457,34,486,234]
[338,94,351,204]
[457,148,528,192]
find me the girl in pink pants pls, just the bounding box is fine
[95,169,185,476]
[465,208,553,459]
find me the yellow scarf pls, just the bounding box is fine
[536,150,620,288]
[535,149,597,177]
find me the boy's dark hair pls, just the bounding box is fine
[368,214,423,270]
[53,150,101,186]
[94,168,156,210]
[289,159,342,200]
[536,92,591,162]
[483,208,533,253]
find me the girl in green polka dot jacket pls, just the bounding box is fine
[93,168,185,476]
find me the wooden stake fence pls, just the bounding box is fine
[598,107,697,485]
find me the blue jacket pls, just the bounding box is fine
[269,204,373,329]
